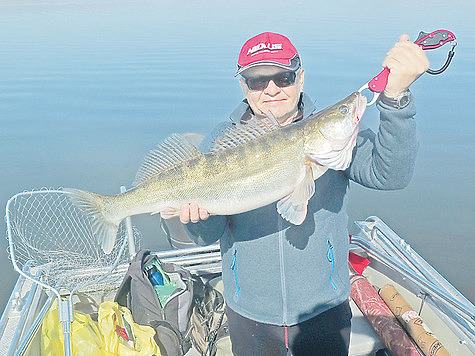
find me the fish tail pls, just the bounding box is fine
[64,188,119,254]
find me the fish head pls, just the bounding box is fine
[303,92,367,170]
[312,91,366,141]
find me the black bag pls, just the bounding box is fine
[115,249,194,356]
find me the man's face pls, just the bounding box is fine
[240,65,304,125]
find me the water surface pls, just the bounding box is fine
[1,0,474,312]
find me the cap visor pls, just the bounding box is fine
[235,61,300,77]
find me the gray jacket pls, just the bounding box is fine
[185,92,418,326]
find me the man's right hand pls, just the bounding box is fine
[179,202,210,224]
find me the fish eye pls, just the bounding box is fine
[339,105,349,114]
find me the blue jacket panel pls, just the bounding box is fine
[185,92,418,326]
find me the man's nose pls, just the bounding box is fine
[263,80,281,95]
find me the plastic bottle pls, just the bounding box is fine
[147,267,164,286]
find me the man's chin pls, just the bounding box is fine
[260,111,281,121]
[260,107,282,117]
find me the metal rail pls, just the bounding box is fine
[7,269,42,356]
[358,216,474,309]
[14,294,56,356]
[0,261,34,342]
[153,244,222,274]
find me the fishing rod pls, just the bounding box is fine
[359,29,457,106]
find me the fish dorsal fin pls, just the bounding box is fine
[210,114,280,153]
[133,133,201,187]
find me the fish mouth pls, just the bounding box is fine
[350,92,367,125]
[355,93,367,123]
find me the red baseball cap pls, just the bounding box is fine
[236,32,301,76]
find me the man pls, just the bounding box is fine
[165,32,429,355]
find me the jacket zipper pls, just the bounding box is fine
[326,239,338,290]
[278,219,288,325]
[230,248,240,299]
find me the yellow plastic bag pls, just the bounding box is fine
[98,301,159,355]
[41,299,110,356]
[41,299,160,356]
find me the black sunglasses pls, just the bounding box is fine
[243,71,297,91]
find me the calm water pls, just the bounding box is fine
[1,0,474,312]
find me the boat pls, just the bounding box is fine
[0,189,474,355]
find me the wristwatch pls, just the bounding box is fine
[378,90,411,109]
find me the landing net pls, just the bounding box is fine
[6,189,140,292]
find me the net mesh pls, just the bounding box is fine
[6,189,141,292]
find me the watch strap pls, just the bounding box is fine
[378,90,411,109]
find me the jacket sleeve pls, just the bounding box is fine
[184,215,229,245]
[346,93,419,190]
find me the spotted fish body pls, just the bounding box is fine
[65,92,366,253]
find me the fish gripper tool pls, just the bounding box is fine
[359,29,457,106]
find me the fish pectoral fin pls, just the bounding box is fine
[277,198,308,225]
[307,159,328,180]
[158,207,180,219]
[276,165,315,225]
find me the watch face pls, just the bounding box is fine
[379,90,410,108]
[399,94,410,107]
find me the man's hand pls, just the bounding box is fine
[383,34,430,98]
[178,202,210,224]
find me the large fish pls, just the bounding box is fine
[65,92,366,253]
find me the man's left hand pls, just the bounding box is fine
[383,34,430,98]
